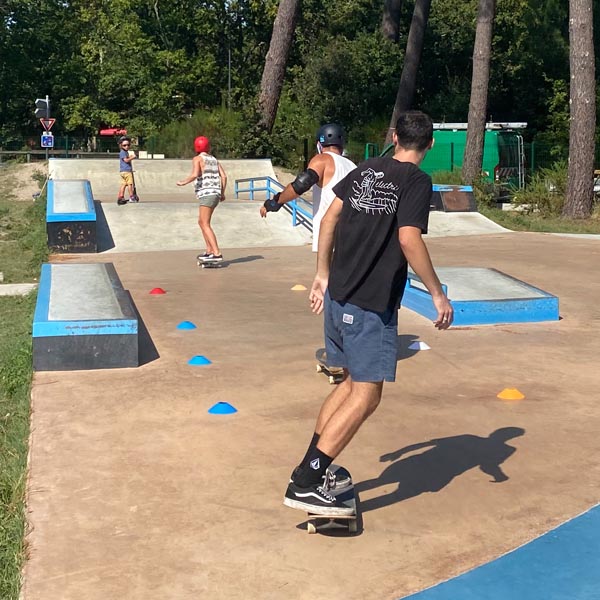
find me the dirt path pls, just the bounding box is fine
[0,162,47,201]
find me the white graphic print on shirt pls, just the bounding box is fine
[349,168,400,215]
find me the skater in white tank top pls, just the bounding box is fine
[260,123,356,252]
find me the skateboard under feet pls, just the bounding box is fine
[315,348,344,384]
[316,363,345,384]
[307,483,357,534]
[196,254,225,269]
[199,261,223,269]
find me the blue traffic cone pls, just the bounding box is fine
[188,355,212,366]
[208,402,237,415]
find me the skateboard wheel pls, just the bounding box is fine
[316,364,323,373]
[328,376,335,384]
[307,521,317,534]
[348,520,358,533]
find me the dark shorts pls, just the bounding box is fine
[324,290,398,383]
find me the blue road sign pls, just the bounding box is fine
[41,133,54,148]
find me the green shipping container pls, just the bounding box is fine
[371,123,526,188]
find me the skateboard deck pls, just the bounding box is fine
[197,258,224,269]
[316,363,344,384]
[315,348,344,384]
[307,484,357,534]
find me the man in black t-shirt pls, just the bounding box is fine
[283,111,454,516]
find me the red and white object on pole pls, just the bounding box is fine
[39,118,56,131]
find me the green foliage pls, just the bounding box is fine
[512,161,568,216]
[292,34,402,128]
[481,203,600,233]
[0,0,581,163]
[153,108,245,159]
[532,80,569,160]
[0,168,48,283]
[430,170,464,184]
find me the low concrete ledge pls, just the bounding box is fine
[33,263,138,371]
[431,184,477,212]
[403,267,559,326]
[47,179,97,253]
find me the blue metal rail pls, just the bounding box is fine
[234,176,313,232]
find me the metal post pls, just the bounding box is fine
[450,142,454,171]
[45,94,50,161]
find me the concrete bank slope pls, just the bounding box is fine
[49,158,277,202]
[24,233,600,599]
[97,202,311,253]
[95,204,505,254]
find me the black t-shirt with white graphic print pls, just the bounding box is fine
[328,156,432,313]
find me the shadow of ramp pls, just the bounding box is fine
[94,200,115,252]
[125,291,160,366]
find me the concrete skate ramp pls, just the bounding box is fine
[49,158,277,203]
[427,212,509,237]
[94,196,504,253]
[97,202,311,253]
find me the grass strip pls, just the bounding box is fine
[480,205,600,234]
[0,293,36,600]
[0,166,47,599]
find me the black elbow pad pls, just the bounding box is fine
[291,168,319,195]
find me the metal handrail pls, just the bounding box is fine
[234,176,313,232]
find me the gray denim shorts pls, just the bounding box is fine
[197,192,220,208]
[324,290,398,383]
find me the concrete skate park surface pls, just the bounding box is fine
[49,157,313,252]
[24,230,600,599]
[48,158,507,253]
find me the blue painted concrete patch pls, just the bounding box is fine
[33,264,137,337]
[401,503,600,600]
[403,268,559,326]
[47,179,96,222]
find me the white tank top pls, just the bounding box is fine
[312,152,356,252]
[194,153,221,198]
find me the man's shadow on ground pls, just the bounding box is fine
[355,427,525,513]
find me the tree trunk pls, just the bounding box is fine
[258,0,300,133]
[381,0,404,43]
[385,0,431,145]
[462,0,496,185]
[563,0,596,219]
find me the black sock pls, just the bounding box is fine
[293,446,333,488]
[298,432,320,470]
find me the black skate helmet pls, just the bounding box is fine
[316,123,345,148]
